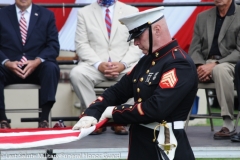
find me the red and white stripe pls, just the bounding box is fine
[0,0,213,52]
[105,8,111,39]
[0,119,108,149]
[56,0,213,52]
[20,56,27,63]
[19,11,27,45]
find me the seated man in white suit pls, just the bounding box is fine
[70,0,142,135]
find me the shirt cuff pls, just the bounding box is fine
[93,61,102,70]
[121,62,128,69]
[2,59,9,66]
[36,57,45,62]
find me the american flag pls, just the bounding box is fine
[0,119,108,149]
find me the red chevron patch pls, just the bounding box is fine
[159,68,178,88]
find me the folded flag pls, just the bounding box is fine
[0,119,108,150]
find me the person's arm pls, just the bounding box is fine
[0,10,9,63]
[119,38,142,68]
[37,11,59,61]
[217,17,240,64]
[83,65,137,120]
[4,60,25,78]
[112,59,198,124]
[82,56,198,124]
[75,9,102,65]
[72,64,136,130]
[188,14,206,65]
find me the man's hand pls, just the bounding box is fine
[98,62,111,73]
[4,61,25,78]
[4,58,41,79]
[72,116,97,130]
[104,62,119,79]
[197,63,217,81]
[98,62,120,79]
[104,62,125,79]
[21,58,41,79]
[99,107,114,122]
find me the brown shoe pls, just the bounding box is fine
[0,120,11,129]
[38,120,49,128]
[90,127,106,135]
[214,127,237,140]
[111,126,128,135]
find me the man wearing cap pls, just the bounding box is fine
[73,6,197,160]
[189,0,240,140]
[70,0,142,135]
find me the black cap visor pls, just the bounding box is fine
[127,28,147,42]
[126,16,164,42]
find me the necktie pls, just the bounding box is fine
[105,8,111,39]
[19,11,27,45]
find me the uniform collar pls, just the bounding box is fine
[150,39,179,59]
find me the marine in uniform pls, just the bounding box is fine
[73,7,197,160]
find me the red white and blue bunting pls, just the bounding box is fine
[0,0,212,52]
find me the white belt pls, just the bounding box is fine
[140,121,184,130]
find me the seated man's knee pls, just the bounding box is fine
[212,63,230,77]
[41,62,60,78]
[42,61,59,72]
[70,66,85,82]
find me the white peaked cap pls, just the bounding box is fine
[119,6,164,42]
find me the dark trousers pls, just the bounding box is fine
[0,61,60,110]
[235,61,240,111]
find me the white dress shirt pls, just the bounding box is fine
[16,4,32,29]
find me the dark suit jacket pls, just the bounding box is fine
[0,3,59,63]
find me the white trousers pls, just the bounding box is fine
[70,62,133,108]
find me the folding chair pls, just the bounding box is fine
[5,84,52,128]
[185,82,240,131]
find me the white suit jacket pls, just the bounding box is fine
[75,1,142,67]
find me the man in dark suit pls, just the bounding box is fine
[0,0,60,128]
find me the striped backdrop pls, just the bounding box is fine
[0,0,212,52]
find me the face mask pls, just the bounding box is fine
[97,0,116,7]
